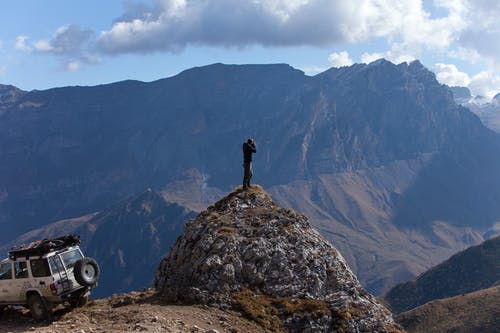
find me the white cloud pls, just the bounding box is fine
[434,63,471,87]
[328,51,353,67]
[469,71,500,98]
[34,25,93,55]
[29,25,99,71]
[97,0,462,55]
[434,63,500,98]
[65,61,81,71]
[15,35,32,51]
[33,39,54,52]
[446,0,500,69]
[449,47,481,64]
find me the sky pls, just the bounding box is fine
[1,0,499,98]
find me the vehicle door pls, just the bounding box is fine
[59,249,83,288]
[28,258,53,297]
[0,262,14,302]
[12,260,30,302]
[48,255,72,294]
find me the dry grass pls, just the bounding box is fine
[232,289,332,332]
[218,226,236,235]
[233,289,284,332]
[397,285,500,333]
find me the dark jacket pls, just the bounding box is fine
[243,142,256,162]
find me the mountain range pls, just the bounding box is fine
[1,59,500,295]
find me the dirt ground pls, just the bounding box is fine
[0,289,269,333]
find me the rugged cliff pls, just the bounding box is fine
[155,186,401,332]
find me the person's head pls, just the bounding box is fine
[247,138,254,144]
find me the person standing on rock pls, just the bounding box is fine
[242,138,256,190]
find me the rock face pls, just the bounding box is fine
[155,186,401,332]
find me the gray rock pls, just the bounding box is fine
[155,186,402,332]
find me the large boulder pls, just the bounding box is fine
[155,186,401,332]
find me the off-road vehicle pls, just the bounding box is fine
[0,235,100,320]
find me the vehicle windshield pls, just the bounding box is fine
[60,249,83,269]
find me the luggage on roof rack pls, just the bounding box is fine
[8,234,81,259]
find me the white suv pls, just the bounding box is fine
[0,235,100,320]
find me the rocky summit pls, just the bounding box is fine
[154,186,401,332]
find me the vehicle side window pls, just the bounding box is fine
[0,262,12,280]
[30,258,51,277]
[48,256,64,273]
[14,261,28,279]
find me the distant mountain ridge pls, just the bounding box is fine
[2,60,500,295]
[383,235,500,314]
[448,85,500,133]
[396,285,500,333]
[0,84,25,114]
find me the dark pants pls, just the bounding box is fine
[243,161,252,188]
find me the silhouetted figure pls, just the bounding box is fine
[242,138,256,189]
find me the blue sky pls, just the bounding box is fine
[1,0,499,98]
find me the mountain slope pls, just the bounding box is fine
[2,60,500,295]
[396,285,500,333]
[0,189,196,297]
[383,235,500,313]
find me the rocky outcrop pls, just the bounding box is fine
[155,186,401,332]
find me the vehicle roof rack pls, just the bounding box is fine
[8,234,80,260]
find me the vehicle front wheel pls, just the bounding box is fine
[28,294,50,321]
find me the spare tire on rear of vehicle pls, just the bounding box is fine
[73,258,100,287]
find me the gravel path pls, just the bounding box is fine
[0,290,268,333]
